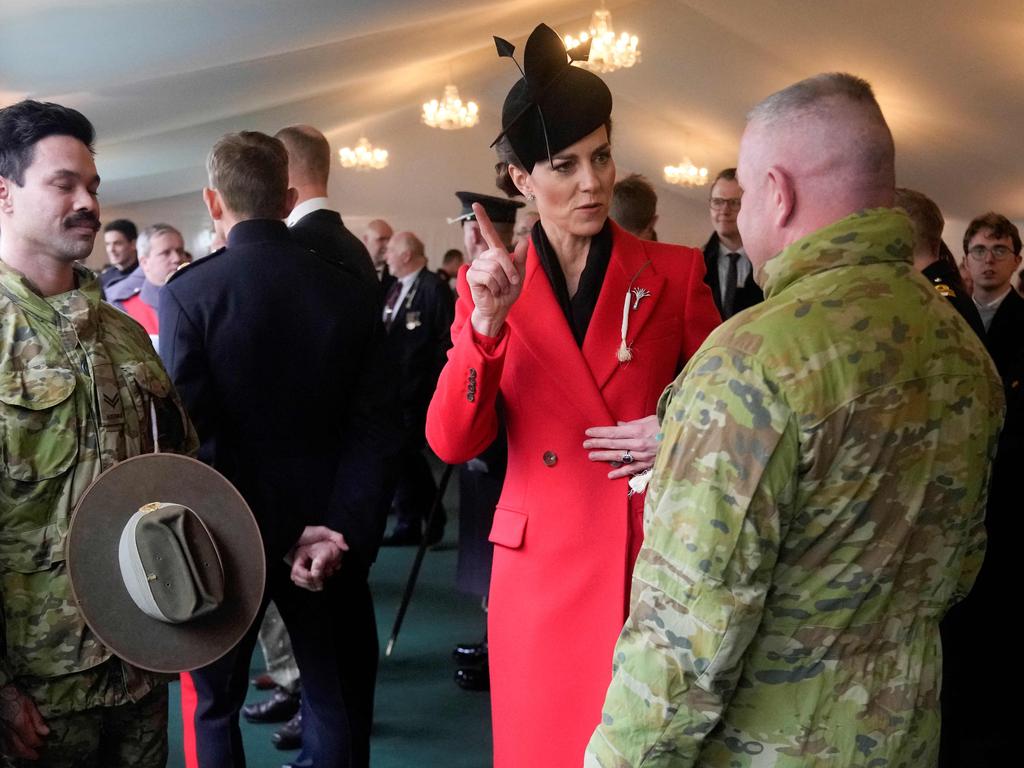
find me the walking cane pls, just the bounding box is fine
[385,463,455,657]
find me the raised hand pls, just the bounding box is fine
[466,202,529,337]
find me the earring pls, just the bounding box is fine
[526,192,535,201]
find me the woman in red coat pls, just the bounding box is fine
[425,23,720,768]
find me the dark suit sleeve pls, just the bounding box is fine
[326,314,400,570]
[159,285,217,460]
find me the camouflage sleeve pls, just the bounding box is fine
[586,347,797,767]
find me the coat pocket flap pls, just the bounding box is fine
[0,367,75,410]
[488,506,527,549]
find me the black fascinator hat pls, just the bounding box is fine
[491,23,613,172]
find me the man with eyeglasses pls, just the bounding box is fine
[939,211,1022,766]
[701,168,762,319]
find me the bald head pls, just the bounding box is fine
[363,219,393,267]
[384,230,426,278]
[737,73,895,271]
[275,124,331,198]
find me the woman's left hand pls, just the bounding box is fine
[584,414,660,480]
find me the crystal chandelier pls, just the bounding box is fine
[422,84,479,130]
[563,5,641,74]
[338,137,389,171]
[664,158,709,187]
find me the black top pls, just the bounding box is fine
[289,208,378,291]
[701,231,761,320]
[921,258,985,339]
[533,219,612,347]
[159,218,398,569]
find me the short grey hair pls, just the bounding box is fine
[138,223,182,258]
[748,72,894,181]
[748,72,881,125]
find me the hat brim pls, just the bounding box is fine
[67,453,265,673]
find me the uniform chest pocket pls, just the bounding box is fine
[0,367,79,482]
[118,361,186,451]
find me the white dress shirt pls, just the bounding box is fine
[286,196,332,227]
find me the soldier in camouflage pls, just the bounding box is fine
[0,100,197,766]
[586,74,1004,767]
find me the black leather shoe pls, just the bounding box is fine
[455,665,489,691]
[272,712,303,751]
[382,525,421,547]
[452,641,488,665]
[242,689,300,724]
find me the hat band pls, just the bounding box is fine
[119,506,174,623]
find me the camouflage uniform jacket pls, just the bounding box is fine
[0,261,197,717]
[586,210,1004,767]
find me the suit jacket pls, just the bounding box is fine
[425,221,719,768]
[159,219,397,570]
[289,208,379,291]
[385,268,455,435]
[983,287,1024,388]
[702,231,763,318]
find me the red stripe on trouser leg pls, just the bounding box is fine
[179,672,200,768]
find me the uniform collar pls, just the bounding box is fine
[226,218,291,248]
[0,260,101,310]
[759,208,914,299]
[286,197,332,227]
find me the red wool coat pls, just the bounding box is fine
[426,222,719,768]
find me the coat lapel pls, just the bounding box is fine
[583,224,666,391]
[508,245,613,424]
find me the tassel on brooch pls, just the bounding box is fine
[618,292,633,362]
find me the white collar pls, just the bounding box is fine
[717,241,746,259]
[399,266,424,287]
[973,286,1013,310]
[286,197,332,227]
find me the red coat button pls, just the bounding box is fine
[542,451,557,467]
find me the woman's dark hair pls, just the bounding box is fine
[494,119,613,197]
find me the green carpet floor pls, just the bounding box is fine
[167,528,493,767]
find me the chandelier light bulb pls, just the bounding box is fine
[338,137,389,171]
[664,158,709,187]
[422,84,480,130]
[564,8,641,74]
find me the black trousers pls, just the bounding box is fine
[183,563,378,768]
[390,444,442,534]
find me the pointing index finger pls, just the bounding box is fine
[473,203,507,253]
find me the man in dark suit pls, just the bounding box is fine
[159,131,395,768]
[380,231,455,546]
[275,125,377,290]
[940,211,1022,766]
[702,167,762,319]
[894,187,985,337]
[362,219,394,285]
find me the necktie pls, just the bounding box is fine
[723,252,741,319]
[383,280,401,328]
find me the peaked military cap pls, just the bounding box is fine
[450,191,524,225]
[491,23,613,171]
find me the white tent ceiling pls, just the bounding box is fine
[2,0,1022,263]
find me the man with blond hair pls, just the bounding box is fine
[161,131,395,768]
[587,73,1003,767]
[275,124,376,289]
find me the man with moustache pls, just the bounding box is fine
[0,100,197,766]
